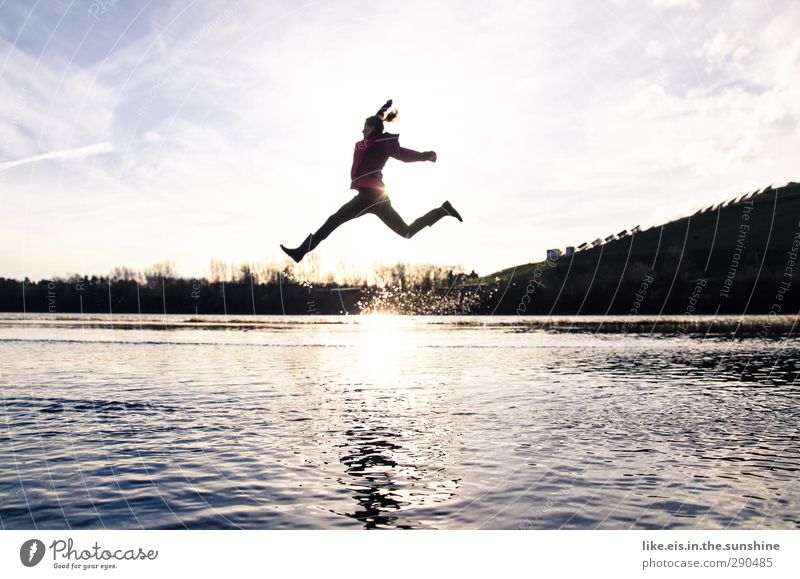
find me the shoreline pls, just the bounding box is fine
[0,312,796,335]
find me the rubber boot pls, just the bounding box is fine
[441,200,463,222]
[280,233,313,263]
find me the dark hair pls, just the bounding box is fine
[365,101,398,135]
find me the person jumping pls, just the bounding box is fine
[280,99,463,263]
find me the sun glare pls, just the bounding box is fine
[360,313,416,386]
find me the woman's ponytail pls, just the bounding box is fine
[375,99,399,122]
[365,99,399,135]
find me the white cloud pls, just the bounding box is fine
[0,38,117,158]
[653,0,701,9]
[0,142,115,171]
[645,41,664,60]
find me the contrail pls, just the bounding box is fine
[0,142,115,172]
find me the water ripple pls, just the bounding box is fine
[0,315,798,529]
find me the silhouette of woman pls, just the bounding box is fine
[280,99,462,263]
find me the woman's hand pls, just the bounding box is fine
[425,151,437,162]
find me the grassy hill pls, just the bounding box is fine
[471,182,800,316]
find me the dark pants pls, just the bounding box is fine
[307,188,448,251]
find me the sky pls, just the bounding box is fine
[1,0,798,281]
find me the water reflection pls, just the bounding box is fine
[334,403,460,529]
[332,315,459,529]
[338,420,411,529]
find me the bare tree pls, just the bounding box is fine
[209,259,230,282]
[110,266,142,282]
[144,261,177,284]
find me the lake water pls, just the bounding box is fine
[0,313,798,529]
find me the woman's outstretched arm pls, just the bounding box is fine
[388,140,437,163]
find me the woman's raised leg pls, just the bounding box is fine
[372,197,457,239]
[280,192,377,262]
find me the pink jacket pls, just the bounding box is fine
[350,132,429,190]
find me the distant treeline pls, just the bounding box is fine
[1,260,482,315]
